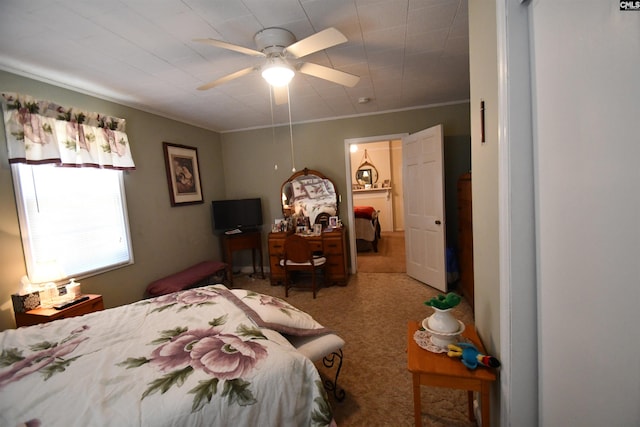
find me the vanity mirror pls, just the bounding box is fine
[270,168,348,287]
[355,149,378,186]
[281,168,339,227]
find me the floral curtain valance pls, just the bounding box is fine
[1,92,135,170]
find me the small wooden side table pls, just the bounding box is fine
[221,230,264,280]
[407,320,497,427]
[15,294,104,327]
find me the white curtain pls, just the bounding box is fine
[2,92,135,169]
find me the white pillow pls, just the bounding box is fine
[291,182,307,199]
[227,289,330,336]
[304,182,330,199]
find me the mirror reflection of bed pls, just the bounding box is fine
[281,169,338,228]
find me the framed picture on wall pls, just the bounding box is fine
[163,142,204,206]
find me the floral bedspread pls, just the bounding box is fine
[0,285,334,427]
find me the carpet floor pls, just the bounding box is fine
[231,270,477,427]
[356,231,406,273]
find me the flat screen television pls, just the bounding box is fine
[211,198,263,232]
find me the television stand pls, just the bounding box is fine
[221,230,265,280]
[224,228,242,235]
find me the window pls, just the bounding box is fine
[12,163,134,284]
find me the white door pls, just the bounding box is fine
[402,124,446,292]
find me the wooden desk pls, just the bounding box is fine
[15,294,104,327]
[407,320,496,427]
[268,228,348,286]
[221,230,264,279]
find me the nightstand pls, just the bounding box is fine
[407,320,496,427]
[15,294,104,327]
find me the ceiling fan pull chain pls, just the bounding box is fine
[287,85,296,172]
[269,87,278,171]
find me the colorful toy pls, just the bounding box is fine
[447,342,501,369]
[424,292,461,310]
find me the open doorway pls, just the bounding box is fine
[344,132,472,280]
[344,134,408,273]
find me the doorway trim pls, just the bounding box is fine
[344,133,408,274]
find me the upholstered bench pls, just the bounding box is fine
[146,260,231,297]
[287,333,346,401]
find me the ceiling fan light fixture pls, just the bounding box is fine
[262,62,294,87]
[195,27,358,95]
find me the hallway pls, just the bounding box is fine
[355,231,405,273]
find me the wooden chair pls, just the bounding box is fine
[279,234,326,298]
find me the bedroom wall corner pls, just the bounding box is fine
[0,70,225,331]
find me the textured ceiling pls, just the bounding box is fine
[0,0,469,132]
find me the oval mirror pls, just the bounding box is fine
[356,163,378,185]
[354,149,379,186]
[281,168,339,227]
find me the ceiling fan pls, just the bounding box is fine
[194,27,360,104]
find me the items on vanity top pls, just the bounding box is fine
[268,228,348,287]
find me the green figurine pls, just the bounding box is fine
[424,292,461,310]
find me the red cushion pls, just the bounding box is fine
[354,206,376,219]
[146,260,228,297]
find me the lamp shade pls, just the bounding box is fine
[32,259,65,284]
[262,62,294,87]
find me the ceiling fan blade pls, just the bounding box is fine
[273,85,289,105]
[193,38,266,57]
[197,67,257,91]
[285,27,347,58]
[298,62,360,87]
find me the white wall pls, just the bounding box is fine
[497,0,539,425]
[531,2,640,426]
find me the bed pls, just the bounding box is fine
[0,285,343,427]
[354,206,381,252]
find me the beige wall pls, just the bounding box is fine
[350,141,394,231]
[0,70,225,331]
[221,103,470,238]
[346,138,409,232]
[469,0,501,423]
[390,139,404,230]
[349,140,391,187]
[0,68,470,331]
[223,106,472,268]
